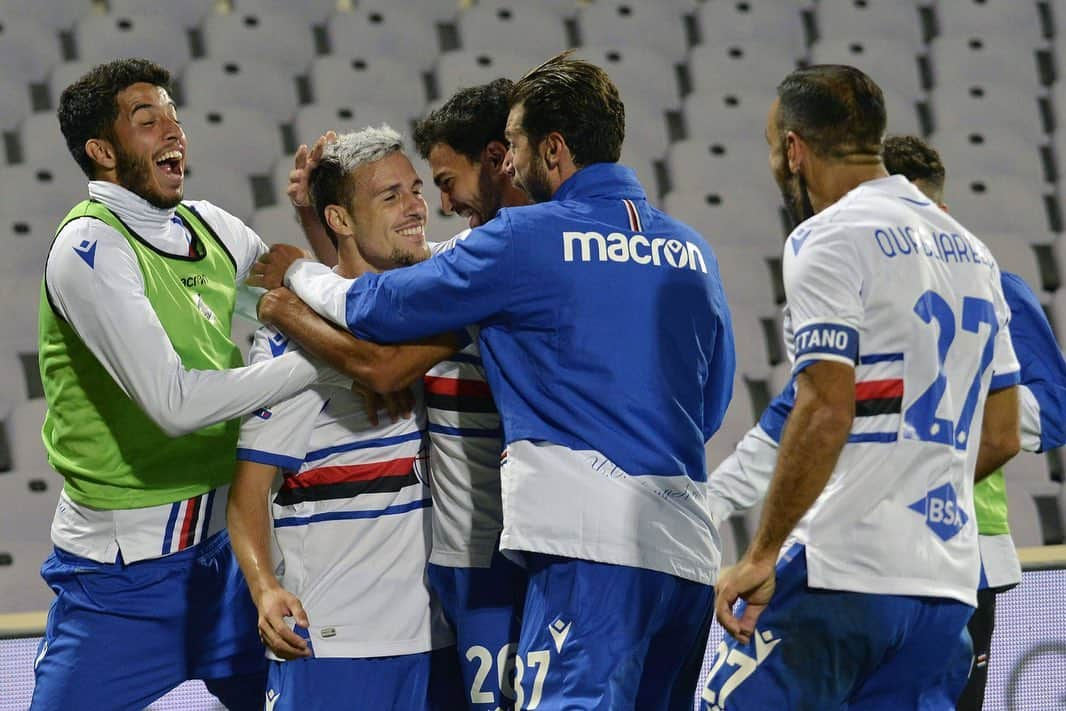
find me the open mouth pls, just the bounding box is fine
[155,150,184,182]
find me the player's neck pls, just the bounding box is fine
[335,239,373,279]
[809,162,890,213]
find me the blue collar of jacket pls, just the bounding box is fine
[551,163,647,203]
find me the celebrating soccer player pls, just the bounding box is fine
[704,66,1021,710]
[251,52,736,709]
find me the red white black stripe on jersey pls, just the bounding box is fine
[161,489,216,555]
[424,375,497,414]
[276,456,421,506]
[622,199,642,232]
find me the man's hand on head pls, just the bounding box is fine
[288,131,337,210]
[247,243,311,290]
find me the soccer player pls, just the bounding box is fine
[251,53,736,709]
[704,134,1066,711]
[32,59,345,710]
[703,66,1021,710]
[227,126,465,711]
[257,81,532,710]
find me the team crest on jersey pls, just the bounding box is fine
[907,482,969,541]
[253,408,272,420]
[73,239,98,268]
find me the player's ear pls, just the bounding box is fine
[543,132,566,170]
[85,138,117,173]
[324,204,354,237]
[785,130,805,174]
[483,140,508,170]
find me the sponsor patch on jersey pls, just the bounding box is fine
[561,231,708,273]
[907,482,969,541]
[793,322,859,364]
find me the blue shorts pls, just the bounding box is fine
[30,531,266,711]
[428,551,527,710]
[265,647,466,711]
[515,553,714,711]
[701,545,974,710]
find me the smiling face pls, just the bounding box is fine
[427,142,501,229]
[348,151,430,270]
[108,82,186,208]
[504,103,552,204]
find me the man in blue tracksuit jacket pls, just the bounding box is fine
[253,53,735,710]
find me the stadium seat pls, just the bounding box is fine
[251,204,304,248]
[809,38,925,99]
[105,0,217,29]
[0,163,88,225]
[7,399,48,481]
[435,51,541,104]
[179,106,283,176]
[929,36,1045,90]
[456,4,569,59]
[576,1,691,64]
[47,60,99,110]
[0,215,58,286]
[473,0,584,19]
[972,234,1048,293]
[932,83,1049,144]
[357,0,461,25]
[73,13,193,72]
[0,0,92,32]
[230,0,340,24]
[934,0,1046,42]
[663,189,787,255]
[929,130,1048,187]
[696,1,808,65]
[0,15,63,84]
[815,0,925,48]
[682,88,778,144]
[945,174,1057,235]
[0,538,56,613]
[688,41,801,100]
[326,6,440,72]
[182,58,300,124]
[182,163,256,223]
[292,103,402,148]
[575,45,681,112]
[666,136,781,206]
[202,11,318,73]
[18,111,79,174]
[0,77,32,135]
[310,56,427,124]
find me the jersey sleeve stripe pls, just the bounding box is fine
[858,352,904,365]
[855,379,904,401]
[990,370,1022,391]
[235,448,304,472]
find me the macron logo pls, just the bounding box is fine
[265,689,280,711]
[548,616,571,653]
[268,333,289,358]
[789,228,812,255]
[562,231,708,273]
[73,239,97,269]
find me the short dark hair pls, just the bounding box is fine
[308,157,352,247]
[58,58,172,178]
[414,78,514,161]
[883,134,945,199]
[509,51,624,167]
[776,64,885,160]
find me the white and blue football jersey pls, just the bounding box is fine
[780,175,1019,606]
